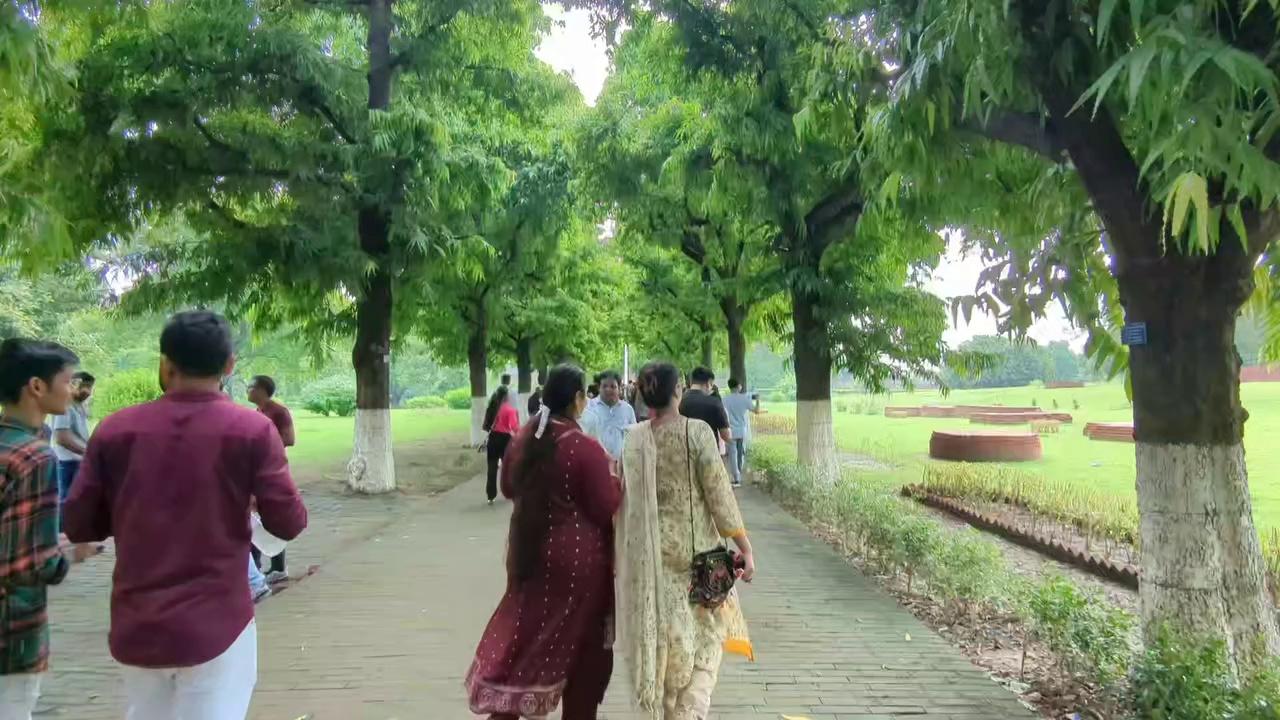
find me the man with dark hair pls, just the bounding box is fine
[721,378,761,488]
[679,366,731,457]
[51,371,94,503]
[247,375,294,585]
[65,310,308,718]
[580,369,635,458]
[0,339,79,717]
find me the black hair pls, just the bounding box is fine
[251,375,277,397]
[638,361,681,410]
[587,383,599,398]
[508,364,585,583]
[690,366,714,385]
[728,377,741,390]
[0,339,79,405]
[482,385,510,432]
[501,373,512,387]
[160,311,233,378]
[597,369,622,385]
[73,371,96,385]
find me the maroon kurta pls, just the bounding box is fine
[466,418,621,718]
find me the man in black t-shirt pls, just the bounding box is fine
[679,366,732,449]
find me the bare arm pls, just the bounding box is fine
[54,428,86,456]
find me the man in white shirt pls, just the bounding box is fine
[51,371,94,503]
[721,378,761,488]
[580,370,635,459]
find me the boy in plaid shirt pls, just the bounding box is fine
[0,339,79,720]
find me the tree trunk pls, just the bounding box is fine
[516,337,533,423]
[467,308,488,447]
[700,332,713,371]
[347,0,396,494]
[723,298,748,386]
[1122,257,1280,669]
[792,289,838,481]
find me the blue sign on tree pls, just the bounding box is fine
[1121,322,1148,347]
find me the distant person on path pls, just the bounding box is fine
[50,371,93,504]
[580,370,636,459]
[679,367,731,456]
[482,386,520,505]
[466,365,620,719]
[0,339,79,720]
[248,375,294,583]
[616,362,755,720]
[527,386,542,417]
[630,379,650,421]
[64,311,308,720]
[720,379,760,489]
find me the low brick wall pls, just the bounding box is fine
[1083,422,1135,443]
[929,430,1043,462]
[970,411,1075,425]
[884,406,921,418]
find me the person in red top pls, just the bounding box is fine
[64,311,308,720]
[482,385,520,505]
[247,374,294,583]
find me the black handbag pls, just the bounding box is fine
[685,419,736,609]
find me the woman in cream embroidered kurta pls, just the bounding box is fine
[616,362,755,720]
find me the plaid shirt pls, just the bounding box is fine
[0,417,68,675]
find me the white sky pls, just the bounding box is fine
[535,3,1084,350]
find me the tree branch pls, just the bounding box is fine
[958,110,1067,162]
[804,175,864,248]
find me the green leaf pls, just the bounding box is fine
[1165,172,1209,250]
[1097,0,1119,47]
[1228,204,1249,249]
[1126,45,1157,105]
[878,171,902,207]
[925,101,936,135]
[1071,60,1125,117]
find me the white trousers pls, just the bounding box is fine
[0,673,41,720]
[123,620,257,720]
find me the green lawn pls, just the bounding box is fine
[289,409,470,472]
[761,382,1280,532]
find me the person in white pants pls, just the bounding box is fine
[122,620,257,720]
[62,312,308,720]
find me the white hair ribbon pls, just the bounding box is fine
[534,405,551,439]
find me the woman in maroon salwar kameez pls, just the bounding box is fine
[466,364,622,719]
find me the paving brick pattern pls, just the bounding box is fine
[39,476,1034,719]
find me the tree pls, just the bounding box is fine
[580,8,950,477]
[414,69,589,442]
[881,0,1280,665]
[33,0,543,493]
[578,32,784,384]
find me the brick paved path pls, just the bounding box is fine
[42,476,1034,719]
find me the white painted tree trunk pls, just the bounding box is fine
[1136,442,1280,668]
[347,408,395,494]
[470,397,487,447]
[516,393,529,424]
[797,398,839,483]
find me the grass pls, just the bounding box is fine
[289,409,470,473]
[759,382,1280,532]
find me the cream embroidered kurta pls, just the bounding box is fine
[617,417,751,720]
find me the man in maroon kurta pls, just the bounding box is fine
[64,311,307,719]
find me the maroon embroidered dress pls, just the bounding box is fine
[466,418,621,718]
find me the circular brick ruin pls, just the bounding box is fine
[929,430,1043,462]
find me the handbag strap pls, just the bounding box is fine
[686,418,696,555]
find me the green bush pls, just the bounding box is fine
[1130,629,1280,719]
[835,399,851,413]
[1023,576,1133,685]
[444,387,472,410]
[405,395,446,410]
[301,375,357,417]
[93,369,162,417]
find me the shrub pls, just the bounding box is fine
[1129,629,1280,719]
[928,530,1010,610]
[93,369,162,417]
[444,387,472,410]
[835,399,851,413]
[405,395,446,410]
[301,375,357,417]
[1024,576,1134,685]
[753,413,797,435]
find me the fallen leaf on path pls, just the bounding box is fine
[904,633,912,641]
[781,715,811,720]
